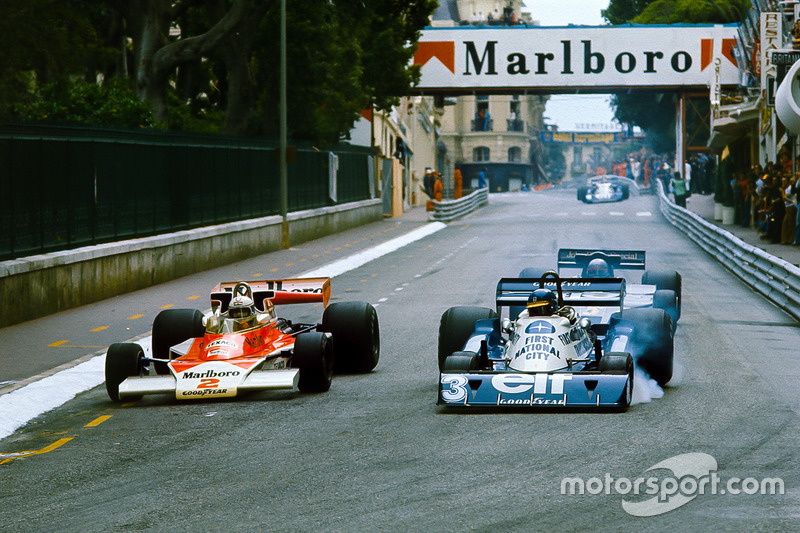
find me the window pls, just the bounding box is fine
[508,147,522,162]
[474,147,490,161]
[473,100,491,131]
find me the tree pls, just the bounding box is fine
[604,0,748,152]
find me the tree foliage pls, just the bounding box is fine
[603,0,748,152]
[1,0,437,143]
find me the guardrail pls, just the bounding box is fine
[429,187,489,222]
[657,180,800,321]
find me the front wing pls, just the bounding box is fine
[118,368,299,400]
[438,371,630,408]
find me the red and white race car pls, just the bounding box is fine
[104,278,379,402]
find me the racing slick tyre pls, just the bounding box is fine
[438,306,497,371]
[294,332,333,393]
[621,184,630,200]
[105,343,145,402]
[641,270,682,319]
[151,309,205,375]
[599,352,634,407]
[577,186,590,203]
[442,351,482,372]
[321,301,380,373]
[624,308,674,387]
[653,289,679,331]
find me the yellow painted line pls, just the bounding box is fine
[127,314,144,320]
[84,415,113,428]
[323,250,331,254]
[312,254,320,258]
[334,247,342,251]
[285,263,294,267]
[160,304,174,309]
[187,295,200,300]
[48,340,69,347]
[270,268,279,272]
[253,273,262,277]
[121,401,138,408]
[299,258,307,262]
[0,437,74,465]
[344,243,351,247]
[90,326,108,333]
[371,273,378,277]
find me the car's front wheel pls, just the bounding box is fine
[321,301,380,373]
[105,343,145,402]
[293,332,333,393]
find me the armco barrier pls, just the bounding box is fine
[0,199,381,327]
[657,181,800,321]
[429,187,489,222]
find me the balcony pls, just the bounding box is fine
[507,119,524,132]
[471,118,493,132]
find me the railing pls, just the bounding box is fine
[657,179,800,321]
[507,119,524,132]
[428,187,489,222]
[471,119,494,132]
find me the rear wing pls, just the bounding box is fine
[557,249,646,272]
[495,277,626,311]
[210,278,331,312]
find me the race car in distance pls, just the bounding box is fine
[437,271,675,409]
[105,278,379,402]
[518,249,681,329]
[577,175,632,204]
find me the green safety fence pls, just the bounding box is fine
[0,125,373,261]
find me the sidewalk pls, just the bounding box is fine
[684,193,800,268]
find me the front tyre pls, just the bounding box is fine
[438,306,497,371]
[105,343,145,402]
[599,352,634,407]
[642,270,682,319]
[294,332,333,393]
[151,309,205,375]
[321,301,380,373]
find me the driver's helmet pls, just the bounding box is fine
[585,258,612,278]
[228,295,254,319]
[526,289,557,316]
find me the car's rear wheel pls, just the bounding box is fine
[151,309,205,375]
[577,185,590,202]
[599,352,634,407]
[653,289,679,330]
[438,306,497,371]
[321,301,380,373]
[621,184,630,200]
[624,308,674,386]
[642,270,682,319]
[105,343,145,402]
[293,332,333,393]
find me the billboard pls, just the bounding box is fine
[413,24,740,92]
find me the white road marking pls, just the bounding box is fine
[636,211,652,217]
[609,212,625,216]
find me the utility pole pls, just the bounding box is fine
[280,0,289,248]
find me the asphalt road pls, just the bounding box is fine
[1,189,799,531]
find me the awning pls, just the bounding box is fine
[708,98,760,150]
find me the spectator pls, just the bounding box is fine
[478,167,487,188]
[670,171,687,207]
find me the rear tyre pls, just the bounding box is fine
[294,332,333,393]
[442,351,481,372]
[105,343,145,402]
[642,270,682,319]
[624,308,674,386]
[321,301,380,373]
[599,351,633,407]
[438,306,498,371]
[621,184,630,200]
[151,309,205,375]
[653,289,679,329]
[577,186,590,203]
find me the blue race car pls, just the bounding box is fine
[437,271,674,409]
[519,248,681,330]
[577,175,632,203]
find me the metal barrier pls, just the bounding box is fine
[657,180,800,321]
[428,187,489,222]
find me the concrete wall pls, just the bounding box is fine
[1,199,382,327]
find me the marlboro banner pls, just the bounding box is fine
[413,24,739,92]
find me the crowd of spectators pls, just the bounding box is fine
[730,158,800,245]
